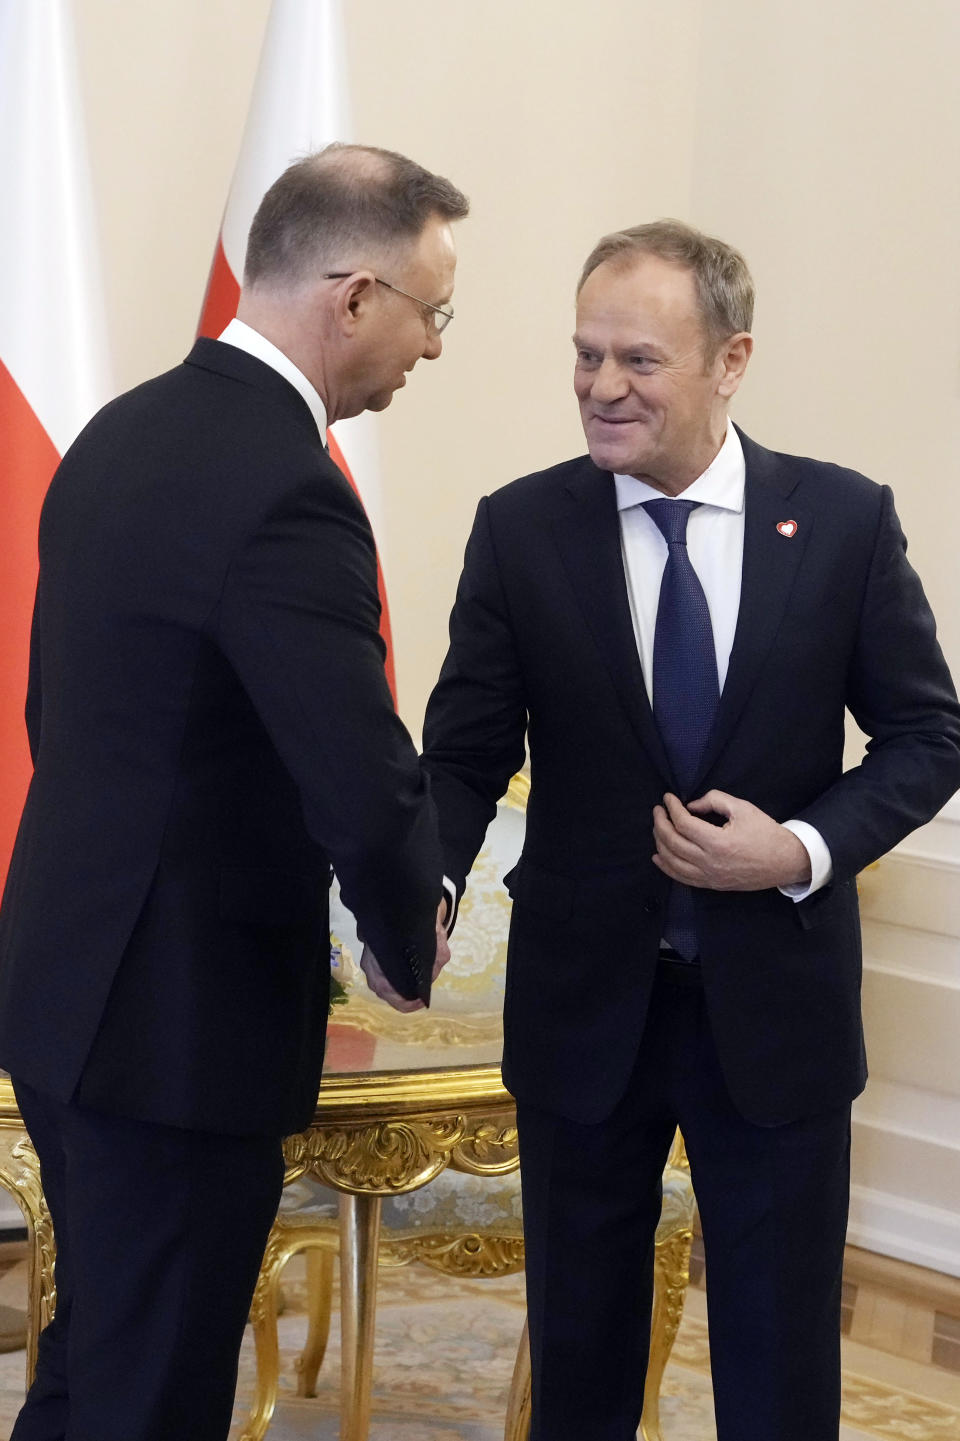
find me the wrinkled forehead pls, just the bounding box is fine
[576,254,703,342]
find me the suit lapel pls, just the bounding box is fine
[692,431,813,788]
[550,460,674,783]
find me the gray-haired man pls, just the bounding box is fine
[421,220,960,1440]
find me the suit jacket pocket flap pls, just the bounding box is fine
[219,866,320,927]
[502,859,574,920]
[795,877,856,931]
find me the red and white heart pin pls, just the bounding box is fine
[776,519,798,538]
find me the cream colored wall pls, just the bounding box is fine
[75,1,268,391]
[689,0,960,690]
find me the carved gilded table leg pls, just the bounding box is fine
[640,1226,694,1441]
[503,1315,532,1441]
[296,1245,334,1396]
[0,1125,56,1386]
[238,1222,288,1441]
[339,1192,382,1441]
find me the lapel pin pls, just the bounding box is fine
[776,519,798,538]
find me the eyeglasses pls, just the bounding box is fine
[322,273,454,334]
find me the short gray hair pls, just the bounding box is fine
[578,219,754,348]
[244,143,469,288]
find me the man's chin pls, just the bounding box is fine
[587,440,645,475]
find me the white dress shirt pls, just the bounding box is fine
[614,421,831,901]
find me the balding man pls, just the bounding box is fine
[421,222,960,1440]
[0,144,468,1441]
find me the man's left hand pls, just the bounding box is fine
[652,791,812,891]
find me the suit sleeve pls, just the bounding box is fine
[24,579,43,767]
[214,471,442,1002]
[795,484,960,881]
[422,497,528,898]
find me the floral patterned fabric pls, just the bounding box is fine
[280,1165,693,1243]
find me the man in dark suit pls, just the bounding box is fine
[420,222,960,1440]
[0,143,468,1440]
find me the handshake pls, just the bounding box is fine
[359,899,452,1013]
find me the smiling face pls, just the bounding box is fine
[353,214,458,414]
[573,254,750,495]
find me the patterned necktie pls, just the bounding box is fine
[644,498,720,960]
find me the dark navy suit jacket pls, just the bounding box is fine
[0,339,441,1136]
[423,429,960,1126]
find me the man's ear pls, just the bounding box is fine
[717,332,753,398]
[330,272,377,335]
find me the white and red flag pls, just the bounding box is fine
[198,0,397,700]
[0,0,113,891]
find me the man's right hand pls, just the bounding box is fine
[433,901,452,979]
[359,903,451,1011]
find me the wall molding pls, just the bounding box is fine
[887,850,959,873]
[893,792,960,869]
[847,1183,960,1279]
[852,829,960,1280]
[936,793,960,825]
[843,1243,960,1313]
[859,858,960,940]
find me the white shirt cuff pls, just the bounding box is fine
[778,820,833,901]
[441,876,457,932]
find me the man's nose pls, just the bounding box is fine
[422,329,443,361]
[590,359,629,402]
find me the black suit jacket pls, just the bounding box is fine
[422,430,960,1126]
[0,339,442,1136]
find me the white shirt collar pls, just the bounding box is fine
[613,419,745,513]
[218,318,328,441]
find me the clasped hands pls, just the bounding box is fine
[359,900,451,1013]
[652,790,811,891]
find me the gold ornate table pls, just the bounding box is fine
[263,1031,518,1441]
[245,788,525,1440]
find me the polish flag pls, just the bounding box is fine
[0,0,113,891]
[197,0,397,700]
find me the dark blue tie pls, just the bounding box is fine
[644,499,719,960]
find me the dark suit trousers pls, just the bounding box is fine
[10,1079,285,1441]
[517,967,851,1441]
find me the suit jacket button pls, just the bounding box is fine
[642,900,660,916]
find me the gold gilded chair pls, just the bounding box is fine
[242,777,696,1441]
